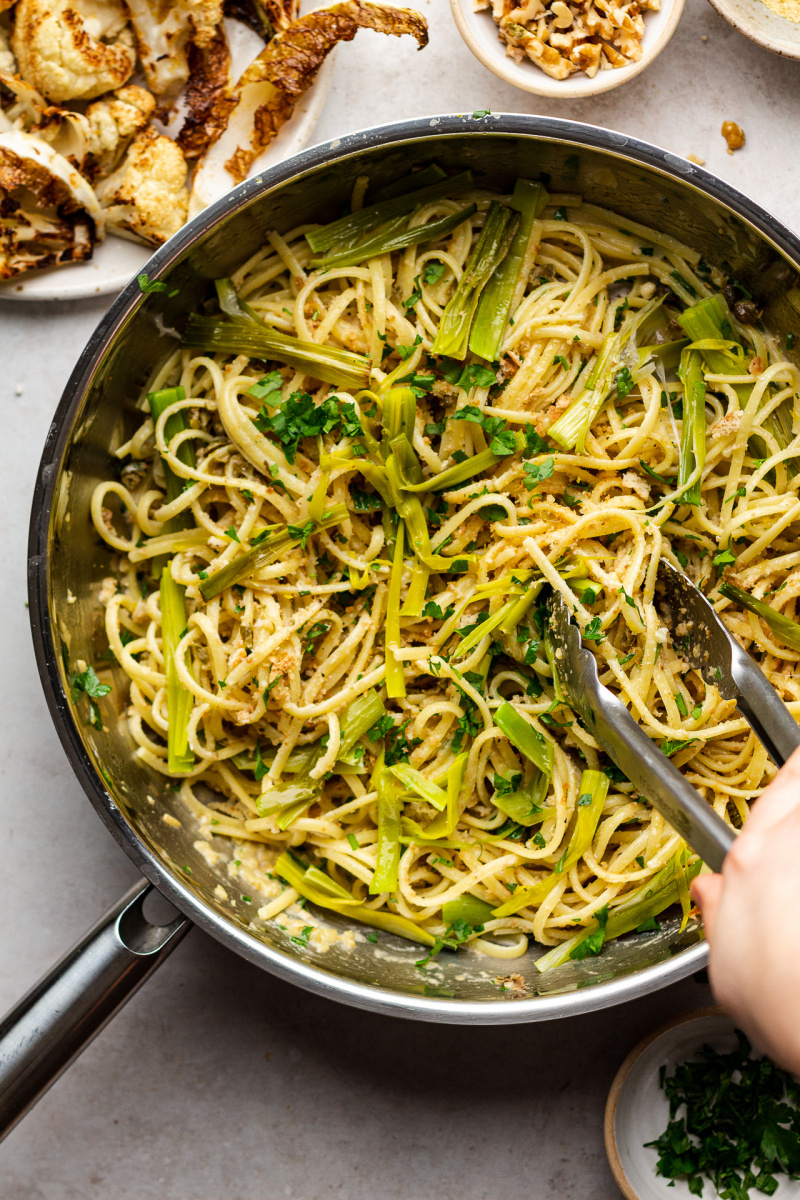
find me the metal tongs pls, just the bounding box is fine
[546,558,800,872]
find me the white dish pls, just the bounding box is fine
[0,40,334,303]
[605,1008,800,1200]
[449,0,685,98]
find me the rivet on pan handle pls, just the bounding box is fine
[0,882,191,1142]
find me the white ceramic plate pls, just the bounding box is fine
[605,1008,800,1200]
[0,22,334,303]
[449,0,685,98]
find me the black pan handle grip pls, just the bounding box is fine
[0,881,190,1142]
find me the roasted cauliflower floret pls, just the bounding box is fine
[0,25,15,73]
[94,125,188,244]
[11,0,135,103]
[125,0,224,97]
[0,128,103,277]
[0,69,46,131]
[83,84,155,178]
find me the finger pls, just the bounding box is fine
[745,762,800,835]
[691,872,723,942]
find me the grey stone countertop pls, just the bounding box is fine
[2,0,796,1193]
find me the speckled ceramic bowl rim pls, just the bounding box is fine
[705,0,800,60]
[448,0,686,97]
[604,1006,727,1199]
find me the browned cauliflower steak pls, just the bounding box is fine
[189,0,428,213]
[0,128,103,277]
[11,0,136,103]
[94,125,188,244]
[125,0,224,97]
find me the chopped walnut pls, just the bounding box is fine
[721,121,745,154]
[489,0,658,78]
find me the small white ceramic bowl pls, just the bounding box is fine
[706,0,800,60]
[449,0,685,98]
[604,1008,800,1200]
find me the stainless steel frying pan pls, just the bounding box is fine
[5,113,800,1140]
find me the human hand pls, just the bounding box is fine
[691,745,800,1076]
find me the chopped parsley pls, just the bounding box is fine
[402,274,422,310]
[646,1029,800,1199]
[137,273,169,294]
[569,904,609,960]
[523,456,555,489]
[254,391,363,464]
[421,600,455,621]
[493,771,523,797]
[423,261,446,285]
[616,366,635,398]
[439,359,496,391]
[69,665,111,730]
[287,519,315,550]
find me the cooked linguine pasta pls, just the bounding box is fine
[91,171,800,970]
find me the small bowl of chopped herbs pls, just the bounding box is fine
[605,1008,800,1199]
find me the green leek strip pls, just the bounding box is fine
[490,802,555,832]
[542,624,564,705]
[274,852,436,947]
[549,297,662,453]
[148,387,197,514]
[677,348,706,505]
[453,587,528,657]
[381,387,416,458]
[159,566,195,774]
[388,432,424,487]
[402,432,527,493]
[678,293,798,471]
[442,895,494,926]
[494,700,554,776]
[431,201,520,361]
[719,582,800,651]
[469,180,548,362]
[676,845,692,932]
[385,521,406,699]
[493,774,550,826]
[370,754,402,893]
[214,277,261,324]
[148,388,198,572]
[305,170,474,254]
[497,583,543,637]
[389,763,448,810]
[372,163,447,202]
[400,561,429,617]
[181,316,371,390]
[303,865,355,901]
[311,204,477,270]
[640,339,689,372]
[386,458,471,574]
[534,855,703,972]
[257,689,387,824]
[424,753,468,839]
[339,689,388,755]
[492,770,609,918]
[400,816,470,849]
[200,503,347,601]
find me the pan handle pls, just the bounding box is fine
[0,880,191,1142]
